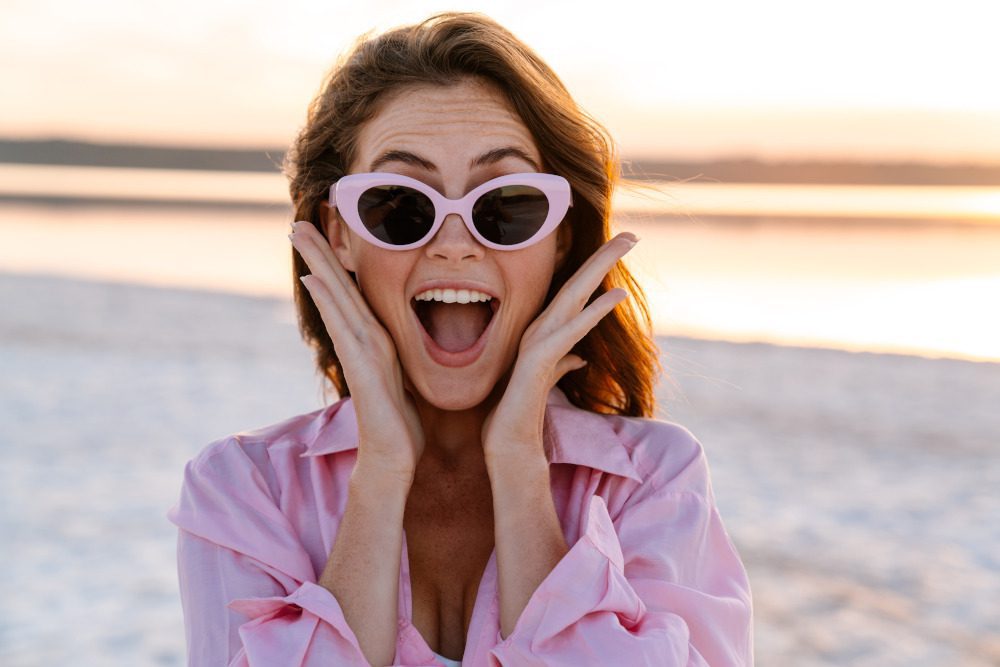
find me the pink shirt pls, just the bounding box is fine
[167,389,753,665]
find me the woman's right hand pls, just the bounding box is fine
[289,220,424,487]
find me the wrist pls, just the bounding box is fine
[350,457,413,503]
[485,445,550,487]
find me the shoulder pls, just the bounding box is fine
[182,399,351,493]
[597,410,715,500]
[169,399,351,530]
[169,402,350,583]
[560,408,713,502]
[546,391,715,500]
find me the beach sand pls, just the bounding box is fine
[1,272,997,666]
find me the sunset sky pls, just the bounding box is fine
[3,0,1000,162]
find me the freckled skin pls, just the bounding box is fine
[327,79,568,414]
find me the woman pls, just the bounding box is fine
[169,12,752,667]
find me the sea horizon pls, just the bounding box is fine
[2,141,998,365]
[4,136,1000,184]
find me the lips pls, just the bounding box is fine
[411,285,499,366]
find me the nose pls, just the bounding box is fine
[424,213,485,262]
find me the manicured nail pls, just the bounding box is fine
[621,232,639,245]
[288,232,295,242]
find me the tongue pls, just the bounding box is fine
[425,302,491,353]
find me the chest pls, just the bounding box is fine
[404,485,495,660]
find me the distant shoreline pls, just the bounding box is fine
[4,138,1000,185]
[3,194,996,231]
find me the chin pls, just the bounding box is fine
[409,368,504,413]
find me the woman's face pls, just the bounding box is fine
[326,78,568,411]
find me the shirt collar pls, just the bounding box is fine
[300,388,642,482]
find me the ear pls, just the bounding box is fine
[321,201,359,272]
[554,221,573,271]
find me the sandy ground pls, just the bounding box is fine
[1,272,998,666]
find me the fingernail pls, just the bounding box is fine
[288,232,295,242]
[621,232,639,245]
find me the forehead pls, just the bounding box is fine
[351,79,542,172]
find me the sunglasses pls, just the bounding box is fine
[329,172,572,251]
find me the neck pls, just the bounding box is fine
[413,396,490,471]
[407,372,510,473]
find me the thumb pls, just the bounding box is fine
[553,353,587,383]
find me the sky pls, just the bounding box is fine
[2,0,1000,162]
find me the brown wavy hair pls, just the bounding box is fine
[285,12,660,417]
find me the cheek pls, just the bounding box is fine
[352,250,412,320]
[506,248,560,315]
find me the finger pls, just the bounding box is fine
[292,220,354,283]
[302,275,411,428]
[553,353,587,380]
[290,221,365,310]
[299,275,352,350]
[505,351,587,413]
[568,233,637,290]
[545,233,636,321]
[290,222,374,324]
[537,287,628,360]
[300,274,359,342]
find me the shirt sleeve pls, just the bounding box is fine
[489,457,753,665]
[176,528,379,666]
[170,440,376,667]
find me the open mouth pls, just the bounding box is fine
[412,288,498,355]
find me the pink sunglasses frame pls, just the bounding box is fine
[328,172,572,251]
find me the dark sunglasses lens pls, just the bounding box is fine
[357,185,435,245]
[472,185,550,245]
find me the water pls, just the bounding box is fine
[2,164,999,362]
[622,215,1000,362]
[4,163,1000,222]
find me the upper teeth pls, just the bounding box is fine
[414,288,493,304]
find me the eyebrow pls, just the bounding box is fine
[472,147,540,171]
[368,147,540,173]
[368,150,435,172]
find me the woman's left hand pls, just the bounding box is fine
[481,231,637,467]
